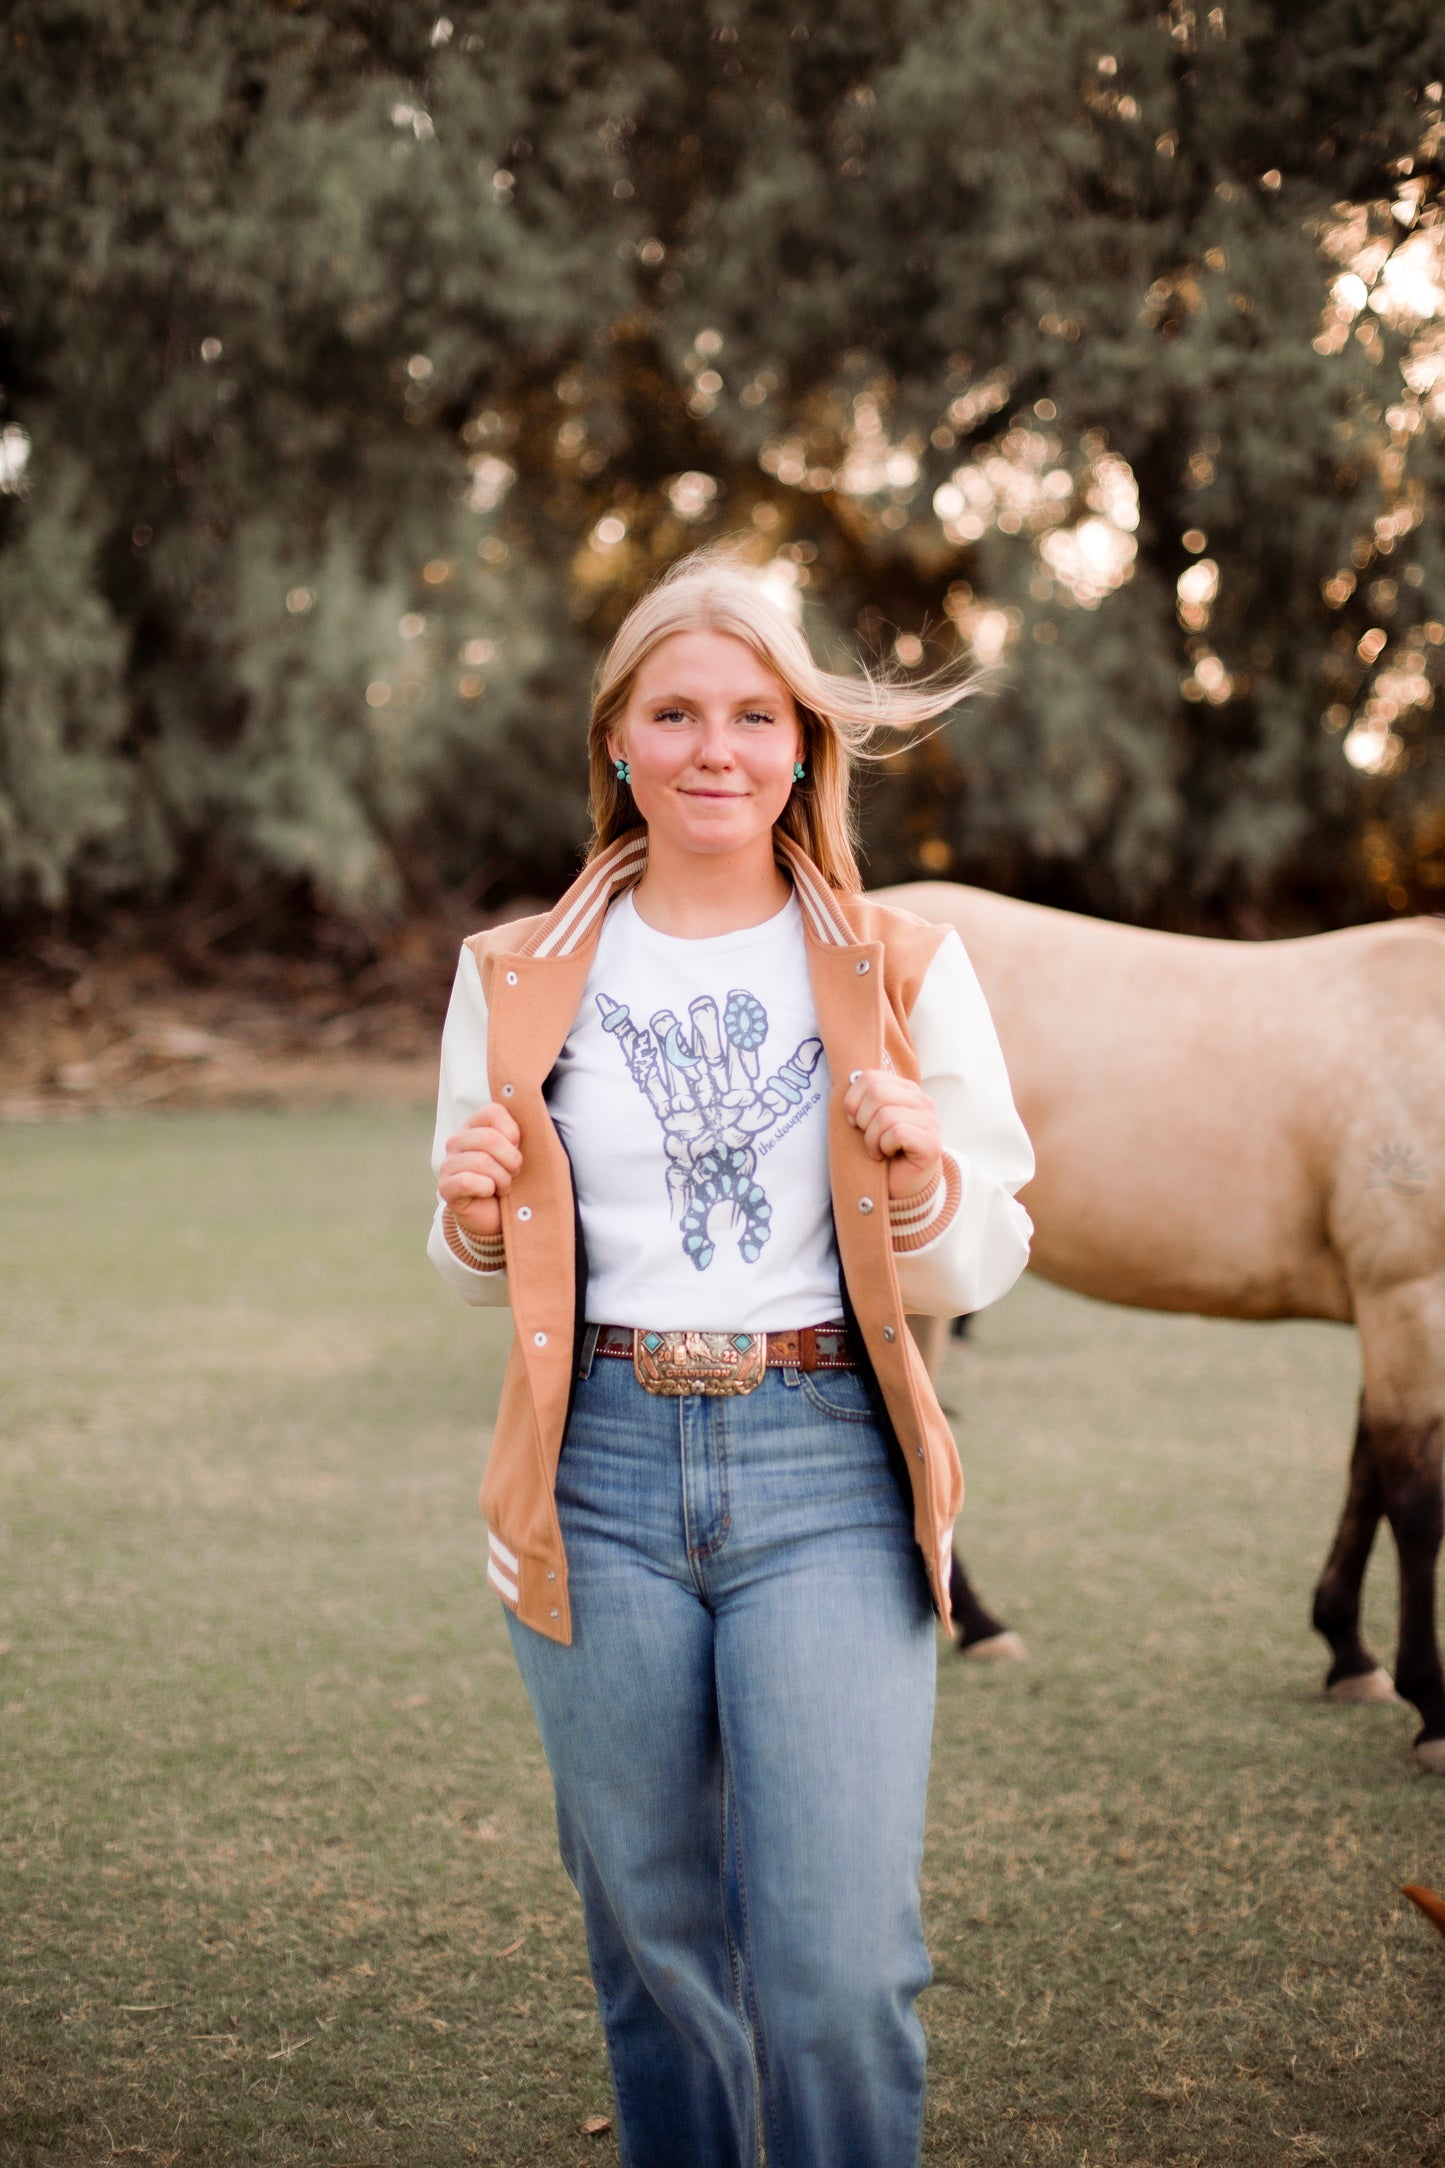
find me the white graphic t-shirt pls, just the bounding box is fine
[548,890,842,1330]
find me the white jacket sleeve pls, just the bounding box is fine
[892,929,1034,1318]
[426,946,514,1308]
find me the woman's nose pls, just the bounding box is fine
[694,719,735,767]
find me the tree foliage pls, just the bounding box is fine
[2,0,1443,936]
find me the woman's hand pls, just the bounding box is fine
[843,1070,942,1201]
[438,1103,523,1239]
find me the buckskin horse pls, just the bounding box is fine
[877,881,1445,1777]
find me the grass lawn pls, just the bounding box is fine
[2,1107,1442,2167]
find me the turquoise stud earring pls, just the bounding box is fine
[614,757,631,784]
[793,760,806,782]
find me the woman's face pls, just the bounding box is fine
[608,630,802,860]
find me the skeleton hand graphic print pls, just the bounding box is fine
[596,984,823,1270]
[547,887,844,1330]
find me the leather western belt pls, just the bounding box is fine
[588,1321,856,1397]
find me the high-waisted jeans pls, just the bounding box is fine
[505,1340,937,2168]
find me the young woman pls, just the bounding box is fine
[428,552,1033,2168]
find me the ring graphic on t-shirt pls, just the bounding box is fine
[597,987,824,1271]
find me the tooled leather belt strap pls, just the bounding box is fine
[589,1321,856,1396]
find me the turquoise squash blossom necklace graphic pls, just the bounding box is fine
[597,987,823,1269]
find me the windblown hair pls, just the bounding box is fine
[586,546,976,894]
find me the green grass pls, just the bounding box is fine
[2,1108,1442,2167]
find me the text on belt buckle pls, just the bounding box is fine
[633,1328,767,1397]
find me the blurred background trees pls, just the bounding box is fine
[2,0,1443,948]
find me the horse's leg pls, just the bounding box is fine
[907,1312,947,1378]
[1355,1279,1445,1774]
[949,1553,1028,1663]
[906,1309,963,1417]
[1374,1412,1445,1772]
[1311,1399,1396,1702]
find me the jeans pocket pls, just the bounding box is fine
[797,1368,876,1424]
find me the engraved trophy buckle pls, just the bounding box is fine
[632,1328,767,1397]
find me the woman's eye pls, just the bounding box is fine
[653,707,689,724]
[739,710,775,726]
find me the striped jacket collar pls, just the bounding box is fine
[518,828,856,959]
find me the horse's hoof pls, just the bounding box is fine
[1413,1736,1445,1777]
[1327,1667,1399,1705]
[960,1629,1028,1664]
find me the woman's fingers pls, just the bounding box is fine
[843,1073,881,1151]
[844,1071,938,1166]
[471,1100,521,1146]
[863,1117,939,1176]
[445,1138,520,1183]
[446,1105,522,1165]
[440,1148,515,1199]
[441,1103,524,1200]
[864,1109,935,1163]
[843,1068,925,1124]
[440,1158,506,1240]
[447,1194,502,1240]
[439,1106,523,1232]
[445,1168,500,1201]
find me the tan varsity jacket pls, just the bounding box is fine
[428,830,1034,1642]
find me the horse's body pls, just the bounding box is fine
[877,881,1445,1774]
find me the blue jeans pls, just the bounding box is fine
[505,1343,937,2168]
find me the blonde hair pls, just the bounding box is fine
[586,546,976,893]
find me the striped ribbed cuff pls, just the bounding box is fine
[889,1154,963,1253]
[443,1207,507,1274]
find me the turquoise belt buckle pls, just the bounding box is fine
[632,1327,767,1397]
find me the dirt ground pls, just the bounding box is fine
[0,926,474,1120]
